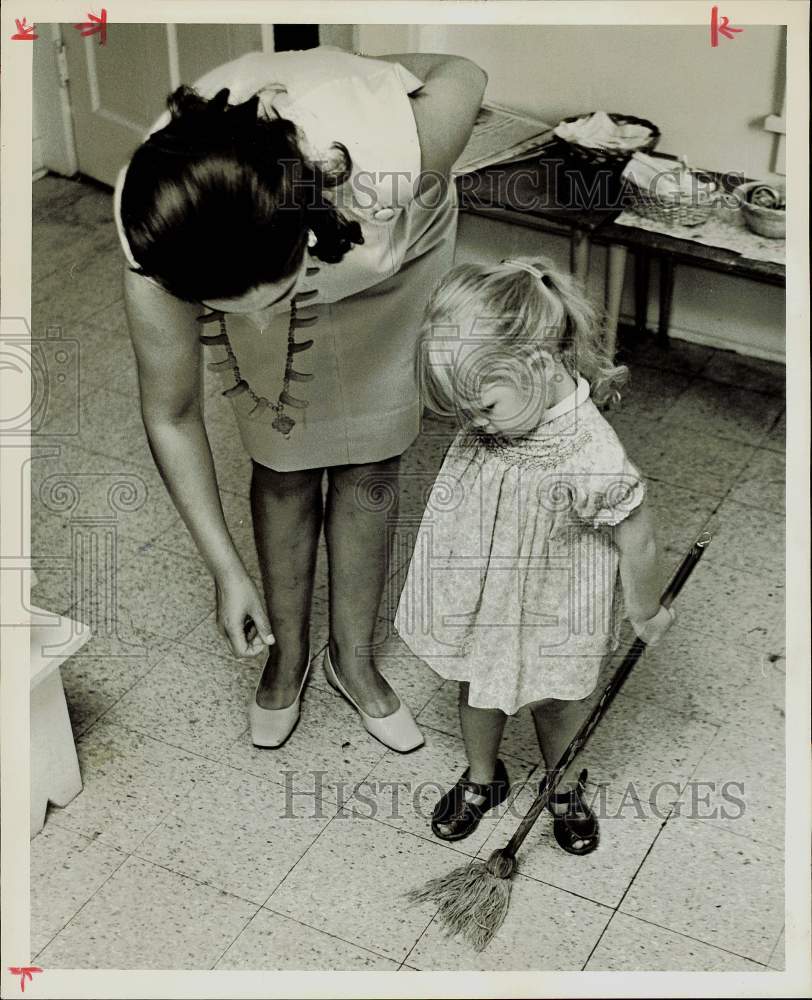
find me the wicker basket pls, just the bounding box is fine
[554,112,660,168]
[624,173,718,227]
[735,181,786,239]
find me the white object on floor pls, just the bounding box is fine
[30,604,92,838]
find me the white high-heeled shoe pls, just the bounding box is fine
[249,648,312,748]
[322,646,424,752]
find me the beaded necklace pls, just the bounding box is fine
[199,300,315,439]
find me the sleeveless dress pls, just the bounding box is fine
[393,377,647,715]
[113,47,459,471]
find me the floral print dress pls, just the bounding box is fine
[394,377,647,714]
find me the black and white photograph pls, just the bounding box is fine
[1,1,809,994]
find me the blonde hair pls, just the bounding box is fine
[418,255,628,418]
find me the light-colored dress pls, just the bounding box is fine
[393,377,647,715]
[113,47,458,471]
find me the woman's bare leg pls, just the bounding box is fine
[324,456,400,718]
[251,461,324,709]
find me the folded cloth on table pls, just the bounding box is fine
[622,152,716,199]
[553,110,652,150]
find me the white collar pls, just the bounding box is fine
[537,375,590,425]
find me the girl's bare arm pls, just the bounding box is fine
[614,501,663,623]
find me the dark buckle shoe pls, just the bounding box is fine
[547,768,599,855]
[430,759,510,842]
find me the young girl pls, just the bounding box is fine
[393,256,675,853]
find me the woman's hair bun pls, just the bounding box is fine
[124,82,364,300]
[163,86,261,141]
[166,84,228,119]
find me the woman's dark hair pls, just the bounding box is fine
[120,85,364,303]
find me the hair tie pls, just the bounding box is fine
[501,259,550,286]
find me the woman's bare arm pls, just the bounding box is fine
[123,267,273,652]
[375,52,488,177]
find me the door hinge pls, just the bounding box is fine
[57,43,69,86]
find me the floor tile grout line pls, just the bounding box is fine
[336,799,486,864]
[121,852,267,908]
[581,908,773,971]
[666,721,787,857]
[259,905,400,967]
[61,630,194,743]
[470,855,627,914]
[208,903,265,971]
[619,347,786,400]
[32,436,162,476]
[32,292,130,335]
[255,739,394,910]
[680,371,784,401]
[43,844,309,969]
[87,769,346,920]
[579,908,622,971]
[603,802,676,918]
[765,923,785,968]
[262,800,489,966]
[32,840,131,963]
[580,802,684,968]
[600,905,776,969]
[599,778,783,966]
[72,717,333,803]
[93,697,393,814]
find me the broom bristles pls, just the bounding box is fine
[406,851,516,952]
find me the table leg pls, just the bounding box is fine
[603,244,627,360]
[634,250,651,335]
[658,257,675,343]
[570,228,592,287]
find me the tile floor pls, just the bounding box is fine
[29,175,786,972]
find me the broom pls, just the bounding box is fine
[407,531,712,951]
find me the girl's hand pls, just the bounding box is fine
[630,605,676,647]
[214,569,275,658]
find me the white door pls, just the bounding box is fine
[63,23,269,186]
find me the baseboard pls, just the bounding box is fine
[617,311,786,364]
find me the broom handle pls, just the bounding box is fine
[502,531,711,860]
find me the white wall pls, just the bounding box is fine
[358,24,786,180]
[320,24,356,50]
[358,23,786,362]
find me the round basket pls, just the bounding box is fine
[554,112,660,168]
[625,173,718,227]
[734,181,786,239]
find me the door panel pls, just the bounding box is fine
[64,22,267,186]
[175,24,262,89]
[64,24,172,184]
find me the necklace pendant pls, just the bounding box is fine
[272,412,296,436]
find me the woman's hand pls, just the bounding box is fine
[630,604,676,647]
[214,567,275,658]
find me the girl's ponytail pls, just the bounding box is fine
[532,264,628,406]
